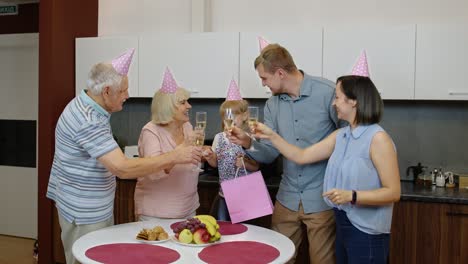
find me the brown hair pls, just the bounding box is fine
[336,75,383,125]
[254,44,297,74]
[219,100,249,130]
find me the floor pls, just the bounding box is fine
[0,235,36,264]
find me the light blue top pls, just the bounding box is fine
[47,90,119,224]
[323,124,394,234]
[247,72,339,213]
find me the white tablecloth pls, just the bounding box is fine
[72,219,295,264]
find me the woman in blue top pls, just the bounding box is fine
[252,75,400,263]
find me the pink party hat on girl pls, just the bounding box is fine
[351,50,370,77]
[112,48,135,76]
[160,67,178,94]
[258,36,269,52]
[226,78,243,101]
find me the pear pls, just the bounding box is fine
[178,229,193,244]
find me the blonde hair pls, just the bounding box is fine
[219,100,249,130]
[254,43,297,74]
[151,87,190,124]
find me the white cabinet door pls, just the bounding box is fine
[239,31,323,98]
[323,25,416,100]
[75,36,139,97]
[139,33,239,98]
[415,24,468,100]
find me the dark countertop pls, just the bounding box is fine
[199,171,468,205]
[400,181,468,205]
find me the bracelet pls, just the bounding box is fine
[351,190,357,205]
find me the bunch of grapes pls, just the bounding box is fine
[171,218,206,234]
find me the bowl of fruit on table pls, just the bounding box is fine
[171,215,221,246]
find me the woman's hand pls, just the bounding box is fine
[323,188,353,205]
[253,122,276,140]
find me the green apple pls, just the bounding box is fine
[178,229,193,244]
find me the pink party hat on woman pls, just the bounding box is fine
[226,79,243,101]
[160,67,178,94]
[112,48,135,76]
[258,36,269,52]
[351,50,370,77]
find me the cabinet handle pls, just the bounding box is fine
[446,212,468,217]
[448,91,468,95]
[191,90,199,94]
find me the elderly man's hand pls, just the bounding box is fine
[173,144,202,165]
[227,126,252,149]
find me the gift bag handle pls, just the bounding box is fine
[234,155,247,178]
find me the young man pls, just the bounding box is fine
[230,44,338,263]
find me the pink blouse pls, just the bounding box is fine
[134,121,199,218]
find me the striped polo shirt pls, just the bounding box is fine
[46,90,119,225]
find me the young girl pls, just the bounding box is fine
[204,80,260,221]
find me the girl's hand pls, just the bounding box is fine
[323,188,353,205]
[235,154,244,168]
[202,146,215,162]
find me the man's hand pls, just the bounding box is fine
[227,126,252,148]
[252,122,275,139]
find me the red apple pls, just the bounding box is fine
[193,228,210,244]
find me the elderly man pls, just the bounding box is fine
[229,43,339,263]
[46,49,202,264]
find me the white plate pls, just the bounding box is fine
[136,237,170,244]
[170,236,221,247]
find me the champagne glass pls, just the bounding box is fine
[195,111,207,130]
[224,108,235,133]
[191,126,205,172]
[248,106,259,151]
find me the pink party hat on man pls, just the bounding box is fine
[258,36,269,52]
[160,67,178,94]
[112,48,135,76]
[351,50,370,77]
[225,78,243,101]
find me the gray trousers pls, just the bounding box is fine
[58,213,113,264]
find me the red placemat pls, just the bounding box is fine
[217,221,248,235]
[198,241,280,264]
[170,221,248,236]
[85,243,180,264]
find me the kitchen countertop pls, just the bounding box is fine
[199,171,468,205]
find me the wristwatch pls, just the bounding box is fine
[351,190,357,205]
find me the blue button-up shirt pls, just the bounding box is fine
[248,72,339,213]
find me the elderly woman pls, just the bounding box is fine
[134,69,201,221]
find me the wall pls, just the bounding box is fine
[0,33,38,238]
[98,0,468,35]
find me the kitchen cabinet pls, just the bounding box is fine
[239,30,323,98]
[415,24,468,100]
[75,36,139,97]
[390,201,468,264]
[323,25,416,100]
[138,33,239,98]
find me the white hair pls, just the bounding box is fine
[86,63,123,95]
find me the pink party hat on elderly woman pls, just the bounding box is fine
[160,67,178,94]
[258,36,269,52]
[112,48,135,76]
[226,78,243,101]
[351,50,370,77]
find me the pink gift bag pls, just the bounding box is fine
[221,165,274,223]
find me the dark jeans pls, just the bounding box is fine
[209,194,231,221]
[334,208,389,264]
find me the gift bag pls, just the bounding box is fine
[221,161,274,223]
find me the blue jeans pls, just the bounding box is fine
[334,208,389,264]
[209,194,231,221]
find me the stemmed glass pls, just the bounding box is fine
[248,106,259,151]
[195,111,207,130]
[224,108,235,133]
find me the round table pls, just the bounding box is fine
[72,219,295,264]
